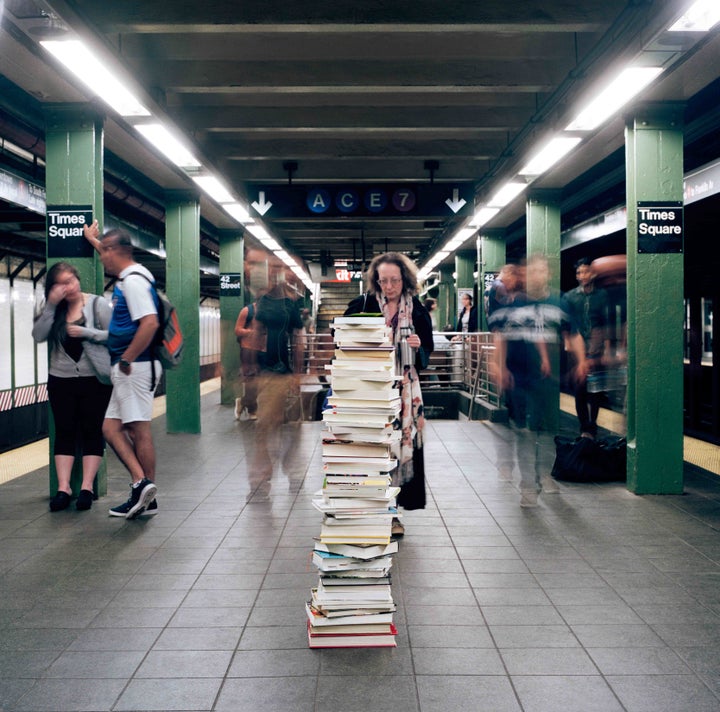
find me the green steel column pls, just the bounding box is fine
[436,265,454,332]
[219,230,245,406]
[526,190,562,433]
[164,192,201,433]
[455,249,476,328]
[44,103,106,497]
[625,104,684,494]
[480,229,506,331]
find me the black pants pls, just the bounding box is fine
[47,375,113,457]
[574,378,602,437]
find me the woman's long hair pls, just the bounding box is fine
[40,262,81,350]
[365,252,419,297]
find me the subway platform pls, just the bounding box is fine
[1,387,720,712]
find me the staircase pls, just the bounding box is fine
[316,282,363,333]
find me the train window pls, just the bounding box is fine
[702,298,713,366]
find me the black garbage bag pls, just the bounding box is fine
[552,435,627,482]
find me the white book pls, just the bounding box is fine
[332,316,386,326]
[313,540,399,560]
[305,602,395,627]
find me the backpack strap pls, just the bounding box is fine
[120,270,159,391]
[246,302,255,325]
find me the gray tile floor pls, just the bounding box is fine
[2,391,720,711]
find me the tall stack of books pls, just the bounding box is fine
[306,314,401,648]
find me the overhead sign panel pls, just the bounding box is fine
[248,184,474,219]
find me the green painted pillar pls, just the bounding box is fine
[625,104,684,494]
[455,249,477,328]
[480,229,506,331]
[219,230,245,406]
[165,192,201,433]
[526,190,562,283]
[526,190,562,433]
[44,103,107,497]
[436,265,454,332]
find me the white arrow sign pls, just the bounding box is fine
[251,191,273,216]
[445,188,467,213]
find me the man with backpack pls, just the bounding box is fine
[83,221,160,519]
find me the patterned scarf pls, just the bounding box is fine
[381,292,425,483]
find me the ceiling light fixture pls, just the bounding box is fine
[518,136,583,176]
[668,0,720,31]
[40,40,150,117]
[565,66,664,132]
[222,203,254,224]
[469,207,500,228]
[134,124,201,169]
[487,181,527,208]
[192,175,235,204]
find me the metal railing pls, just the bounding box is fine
[303,331,500,408]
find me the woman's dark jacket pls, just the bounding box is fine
[455,305,479,333]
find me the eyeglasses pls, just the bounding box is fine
[378,278,402,286]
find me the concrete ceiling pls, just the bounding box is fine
[1,0,719,281]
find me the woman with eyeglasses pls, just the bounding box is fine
[344,252,434,535]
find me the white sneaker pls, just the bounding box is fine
[497,467,513,481]
[541,476,560,494]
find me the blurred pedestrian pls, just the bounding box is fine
[234,301,258,420]
[245,251,305,498]
[423,297,438,330]
[564,257,611,439]
[490,255,586,507]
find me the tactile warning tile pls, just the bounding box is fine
[683,435,720,476]
[0,379,223,485]
[561,392,720,476]
[0,439,49,485]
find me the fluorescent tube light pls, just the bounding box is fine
[469,207,500,228]
[40,40,150,117]
[245,224,269,240]
[135,124,201,169]
[518,136,582,176]
[443,228,476,253]
[260,237,282,251]
[669,0,720,31]
[223,203,254,223]
[192,175,235,204]
[275,250,294,265]
[566,66,664,132]
[487,182,527,208]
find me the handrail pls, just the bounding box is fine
[303,331,500,408]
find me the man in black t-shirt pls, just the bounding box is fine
[247,280,304,497]
[489,255,587,507]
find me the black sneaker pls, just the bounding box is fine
[144,498,158,516]
[109,491,133,517]
[126,479,157,520]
